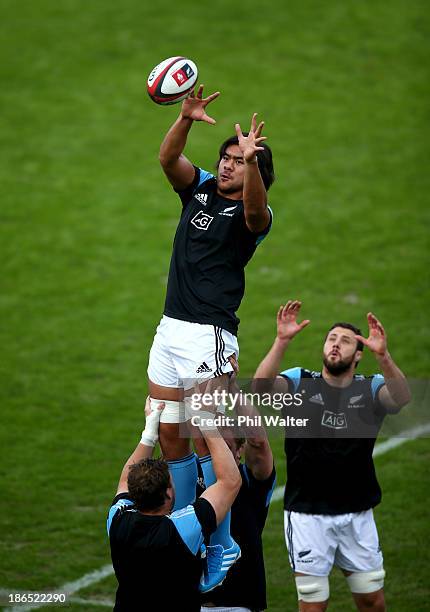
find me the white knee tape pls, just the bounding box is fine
[184,396,196,421]
[346,568,385,594]
[184,395,227,421]
[150,399,185,424]
[295,575,329,603]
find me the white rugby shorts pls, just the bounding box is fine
[284,509,383,576]
[148,315,239,390]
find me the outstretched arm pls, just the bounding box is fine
[355,313,411,413]
[229,375,273,481]
[116,398,164,495]
[253,300,310,394]
[236,113,271,233]
[159,85,220,190]
[192,380,241,525]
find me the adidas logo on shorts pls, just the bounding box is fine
[196,361,212,374]
[195,193,208,205]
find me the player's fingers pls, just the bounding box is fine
[144,396,151,416]
[355,334,368,346]
[204,91,220,103]
[283,301,293,315]
[254,136,267,144]
[299,319,311,330]
[235,123,243,137]
[376,323,385,336]
[197,84,204,98]
[251,112,257,132]
[255,121,265,137]
[367,312,378,325]
[369,312,384,331]
[203,113,216,125]
[228,354,239,374]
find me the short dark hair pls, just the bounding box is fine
[127,458,171,512]
[327,322,364,352]
[217,134,275,191]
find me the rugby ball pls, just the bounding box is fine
[147,56,198,105]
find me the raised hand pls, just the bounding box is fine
[144,396,164,418]
[235,113,267,162]
[181,85,220,125]
[277,300,310,342]
[355,313,387,356]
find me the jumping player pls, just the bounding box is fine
[147,86,275,590]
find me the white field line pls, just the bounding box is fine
[5,565,114,612]
[3,422,430,611]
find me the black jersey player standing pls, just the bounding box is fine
[254,301,411,612]
[146,86,275,591]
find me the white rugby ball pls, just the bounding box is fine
[147,56,198,105]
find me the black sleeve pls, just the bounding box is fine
[243,465,277,528]
[193,497,217,539]
[174,165,200,207]
[239,204,273,240]
[111,492,134,506]
[244,464,276,503]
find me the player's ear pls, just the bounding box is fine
[354,350,363,368]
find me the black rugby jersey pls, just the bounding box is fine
[164,167,272,335]
[280,368,387,515]
[107,494,216,611]
[201,463,276,610]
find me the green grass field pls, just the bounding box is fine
[1,0,429,610]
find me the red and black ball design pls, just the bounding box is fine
[147,56,198,105]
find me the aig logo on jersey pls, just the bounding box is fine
[191,210,214,231]
[321,410,347,430]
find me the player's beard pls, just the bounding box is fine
[323,352,355,375]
